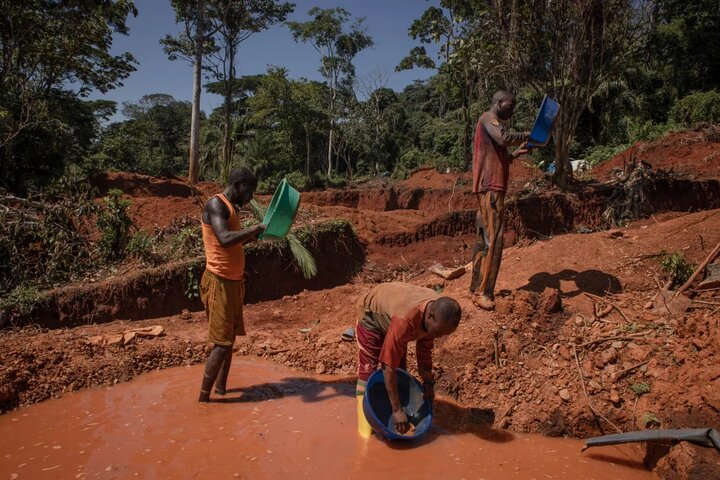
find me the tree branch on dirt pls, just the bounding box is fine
[572,344,623,434]
[579,332,650,349]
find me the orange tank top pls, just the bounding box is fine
[201,193,245,280]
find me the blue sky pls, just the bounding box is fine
[90,0,441,122]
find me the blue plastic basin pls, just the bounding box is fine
[362,368,432,441]
[527,95,560,148]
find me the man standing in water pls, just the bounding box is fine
[355,282,462,436]
[198,167,265,402]
[470,91,529,310]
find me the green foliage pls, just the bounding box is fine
[325,173,347,189]
[584,144,630,166]
[202,0,294,177]
[0,179,97,295]
[91,94,193,176]
[2,92,111,194]
[287,7,373,175]
[170,226,203,259]
[669,90,720,126]
[642,412,661,428]
[649,1,720,98]
[0,0,137,193]
[97,189,133,261]
[246,68,329,180]
[127,231,157,264]
[628,120,674,143]
[185,264,200,300]
[631,383,651,396]
[6,0,720,196]
[0,285,40,317]
[284,171,309,191]
[660,251,695,288]
[288,235,317,279]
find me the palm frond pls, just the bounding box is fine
[288,234,317,279]
[248,199,316,279]
[248,199,266,221]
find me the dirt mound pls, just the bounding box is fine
[402,167,466,189]
[593,128,720,180]
[509,158,544,185]
[90,172,279,231]
[90,172,219,231]
[402,161,542,192]
[91,172,219,198]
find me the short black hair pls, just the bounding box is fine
[434,296,462,328]
[227,167,258,190]
[492,90,514,104]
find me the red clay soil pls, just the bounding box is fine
[91,172,277,231]
[6,150,720,478]
[401,167,467,189]
[593,128,720,180]
[91,172,216,231]
[2,208,719,476]
[312,205,432,243]
[91,159,545,233]
[402,161,542,192]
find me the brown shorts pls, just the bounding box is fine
[200,270,245,346]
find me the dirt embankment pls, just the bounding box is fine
[10,167,720,330]
[592,127,720,180]
[4,220,364,329]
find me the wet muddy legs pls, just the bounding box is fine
[470,191,505,308]
[199,344,232,402]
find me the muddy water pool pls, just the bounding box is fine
[0,358,657,479]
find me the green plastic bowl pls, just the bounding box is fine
[259,179,300,240]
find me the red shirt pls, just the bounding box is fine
[378,300,434,373]
[358,283,438,373]
[472,112,528,193]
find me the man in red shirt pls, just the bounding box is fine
[355,282,462,437]
[471,91,529,310]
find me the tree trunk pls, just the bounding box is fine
[188,0,204,185]
[305,124,310,178]
[222,45,235,182]
[327,78,336,177]
[462,99,471,170]
[462,69,472,170]
[552,127,573,189]
[326,127,333,176]
[223,99,231,180]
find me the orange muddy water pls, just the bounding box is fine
[0,358,657,480]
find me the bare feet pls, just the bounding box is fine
[473,294,495,310]
[198,390,211,402]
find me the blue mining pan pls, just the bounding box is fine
[362,368,432,441]
[527,95,560,148]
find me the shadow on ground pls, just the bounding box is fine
[519,269,622,297]
[213,376,355,404]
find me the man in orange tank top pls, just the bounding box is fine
[471,91,529,310]
[198,167,265,402]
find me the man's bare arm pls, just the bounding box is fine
[383,363,410,434]
[206,197,264,248]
